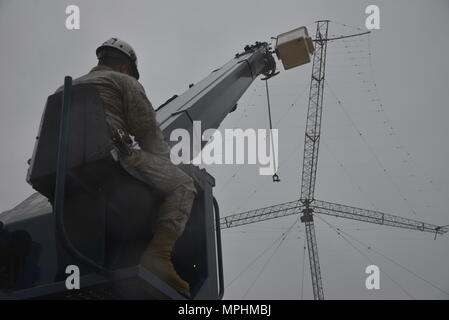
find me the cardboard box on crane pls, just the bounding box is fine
[275,26,315,70]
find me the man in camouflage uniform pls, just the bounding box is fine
[59,38,196,296]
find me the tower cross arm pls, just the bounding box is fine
[312,31,371,42]
[312,199,449,235]
[219,200,303,229]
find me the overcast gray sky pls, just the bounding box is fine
[1,0,448,299]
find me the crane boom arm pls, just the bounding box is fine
[156,43,276,157]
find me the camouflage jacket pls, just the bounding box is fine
[56,65,170,156]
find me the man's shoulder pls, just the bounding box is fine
[54,66,142,93]
[89,67,144,93]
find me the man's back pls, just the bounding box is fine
[56,65,170,156]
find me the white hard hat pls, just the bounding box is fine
[96,37,140,80]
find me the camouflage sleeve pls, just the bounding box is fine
[121,76,170,155]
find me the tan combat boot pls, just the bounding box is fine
[140,226,190,296]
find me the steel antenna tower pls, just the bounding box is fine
[219,21,449,300]
[298,20,329,300]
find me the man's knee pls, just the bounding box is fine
[172,183,196,213]
[181,175,197,195]
[166,169,197,195]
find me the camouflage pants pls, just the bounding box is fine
[118,149,197,237]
